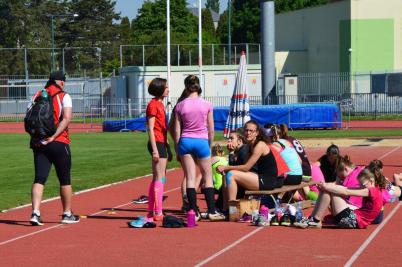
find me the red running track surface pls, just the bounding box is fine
[0,146,402,266]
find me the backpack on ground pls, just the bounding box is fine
[24,89,63,139]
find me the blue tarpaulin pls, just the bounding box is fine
[103,104,342,132]
[215,104,341,130]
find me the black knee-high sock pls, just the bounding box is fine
[186,188,197,212]
[204,187,216,214]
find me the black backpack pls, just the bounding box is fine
[24,90,63,139]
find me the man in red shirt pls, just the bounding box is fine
[29,71,80,226]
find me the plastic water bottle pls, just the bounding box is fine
[295,201,303,222]
[274,199,283,221]
[251,209,259,223]
[259,205,269,220]
[187,209,196,228]
[41,89,48,99]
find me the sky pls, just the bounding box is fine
[115,0,229,21]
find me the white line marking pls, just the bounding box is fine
[1,168,178,213]
[378,146,401,160]
[344,202,401,267]
[194,227,264,267]
[0,186,181,246]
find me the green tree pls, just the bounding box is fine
[61,0,121,75]
[131,0,198,66]
[216,10,228,44]
[120,17,132,44]
[205,0,220,14]
[275,0,329,13]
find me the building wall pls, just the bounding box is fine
[276,0,402,73]
[351,0,402,71]
[276,1,350,73]
[119,65,263,99]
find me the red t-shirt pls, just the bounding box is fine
[33,84,70,144]
[354,187,383,229]
[146,98,167,144]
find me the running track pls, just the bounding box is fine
[1,146,401,266]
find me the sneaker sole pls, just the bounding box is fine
[293,223,309,229]
[61,220,80,224]
[281,222,291,227]
[30,220,44,226]
[133,201,149,204]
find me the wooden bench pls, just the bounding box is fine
[245,181,318,209]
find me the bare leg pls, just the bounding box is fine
[330,194,350,215]
[153,158,167,182]
[182,155,197,188]
[60,185,73,212]
[181,176,187,197]
[226,171,259,201]
[197,157,213,188]
[310,191,331,220]
[32,183,44,211]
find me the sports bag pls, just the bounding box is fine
[24,89,63,139]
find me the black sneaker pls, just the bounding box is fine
[280,214,291,227]
[133,195,149,204]
[30,213,44,226]
[61,213,80,224]
[270,215,280,226]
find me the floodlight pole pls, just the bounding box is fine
[167,0,172,111]
[228,0,232,65]
[260,0,275,105]
[198,0,203,93]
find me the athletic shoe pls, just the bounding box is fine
[270,215,280,226]
[256,215,270,227]
[30,213,44,226]
[238,213,252,223]
[133,195,149,204]
[208,211,226,221]
[128,216,147,228]
[153,213,164,221]
[294,217,322,229]
[61,213,80,224]
[280,214,291,227]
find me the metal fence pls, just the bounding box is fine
[120,43,261,67]
[0,47,102,77]
[2,93,401,124]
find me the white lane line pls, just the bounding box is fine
[194,227,264,267]
[1,168,179,213]
[344,202,401,267]
[0,186,181,246]
[378,146,401,160]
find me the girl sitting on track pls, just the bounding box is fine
[145,78,171,222]
[316,144,341,183]
[368,160,401,224]
[295,168,384,229]
[174,75,225,221]
[216,120,288,204]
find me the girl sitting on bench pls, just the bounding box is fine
[216,120,288,204]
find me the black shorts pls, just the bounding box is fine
[33,141,71,186]
[335,208,358,228]
[258,176,284,190]
[284,175,302,185]
[147,141,168,158]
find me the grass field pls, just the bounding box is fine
[1,129,402,211]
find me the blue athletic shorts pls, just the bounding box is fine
[178,137,210,159]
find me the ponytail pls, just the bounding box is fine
[338,155,355,171]
[368,160,388,189]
